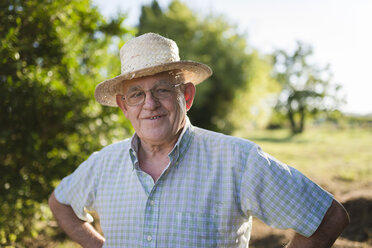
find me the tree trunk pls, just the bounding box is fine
[298,106,305,133]
[288,108,300,134]
[288,107,306,134]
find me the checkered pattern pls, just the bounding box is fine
[55,119,333,247]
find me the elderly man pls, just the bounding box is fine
[49,33,349,248]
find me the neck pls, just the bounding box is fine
[139,129,181,159]
[137,129,183,182]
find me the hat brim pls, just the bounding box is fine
[94,60,212,107]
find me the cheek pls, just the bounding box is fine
[169,96,186,129]
[170,106,183,123]
[175,94,186,114]
[125,109,140,125]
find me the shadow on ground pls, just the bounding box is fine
[341,197,372,245]
[250,233,287,248]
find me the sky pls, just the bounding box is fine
[93,0,372,115]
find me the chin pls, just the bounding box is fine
[140,131,171,143]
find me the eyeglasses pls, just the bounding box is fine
[121,82,184,106]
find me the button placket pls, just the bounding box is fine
[142,186,161,247]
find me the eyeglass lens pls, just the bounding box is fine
[124,83,181,106]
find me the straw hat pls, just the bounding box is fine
[94,33,213,107]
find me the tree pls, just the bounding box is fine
[138,0,278,133]
[0,0,133,245]
[272,42,342,134]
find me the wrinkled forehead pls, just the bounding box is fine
[121,70,185,92]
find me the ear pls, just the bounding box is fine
[116,95,129,118]
[183,82,196,111]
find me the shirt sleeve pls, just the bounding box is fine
[239,144,333,237]
[54,151,101,223]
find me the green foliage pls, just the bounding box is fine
[138,0,278,133]
[0,0,133,245]
[272,41,343,134]
[228,51,280,130]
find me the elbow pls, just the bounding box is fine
[339,201,350,230]
[304,200,350,247]
[48,191,54,207]
[48,191,59,213]
[326,199,350,237]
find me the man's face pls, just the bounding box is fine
[116,71,195,146]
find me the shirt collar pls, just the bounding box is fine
[129,117,193,170]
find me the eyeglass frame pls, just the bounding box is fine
[120,82,185,106]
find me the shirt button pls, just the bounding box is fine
[147,235,152,242]
[149,200,155,206]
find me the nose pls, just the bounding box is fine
[142,90,159,109]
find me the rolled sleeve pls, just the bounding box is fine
[239,144,333,237]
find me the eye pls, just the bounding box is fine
[128,91,144,99]
[155,87,172,94]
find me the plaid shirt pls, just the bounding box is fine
[55,119,333,247]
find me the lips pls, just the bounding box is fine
[142,114,165,120]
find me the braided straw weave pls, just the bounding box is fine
[94,33,213,107]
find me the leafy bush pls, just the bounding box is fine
[0,0,133,245]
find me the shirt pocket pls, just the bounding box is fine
[171,212,246,247]
[172,211,218,247]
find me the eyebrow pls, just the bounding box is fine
[126,80,172,93]
[126,85,142,93]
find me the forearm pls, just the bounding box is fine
[286,232,330,248]
[48,192,105,248]
[286,199,349,248]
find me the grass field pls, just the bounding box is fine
[240,126,372,194]
[41,126,372,247]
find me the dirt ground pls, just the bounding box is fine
[250,181,372,248]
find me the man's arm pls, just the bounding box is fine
[286,199,349,248]
[48,191,105,248]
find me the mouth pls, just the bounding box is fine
[149,116,161,120]
[145,114,164,120]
